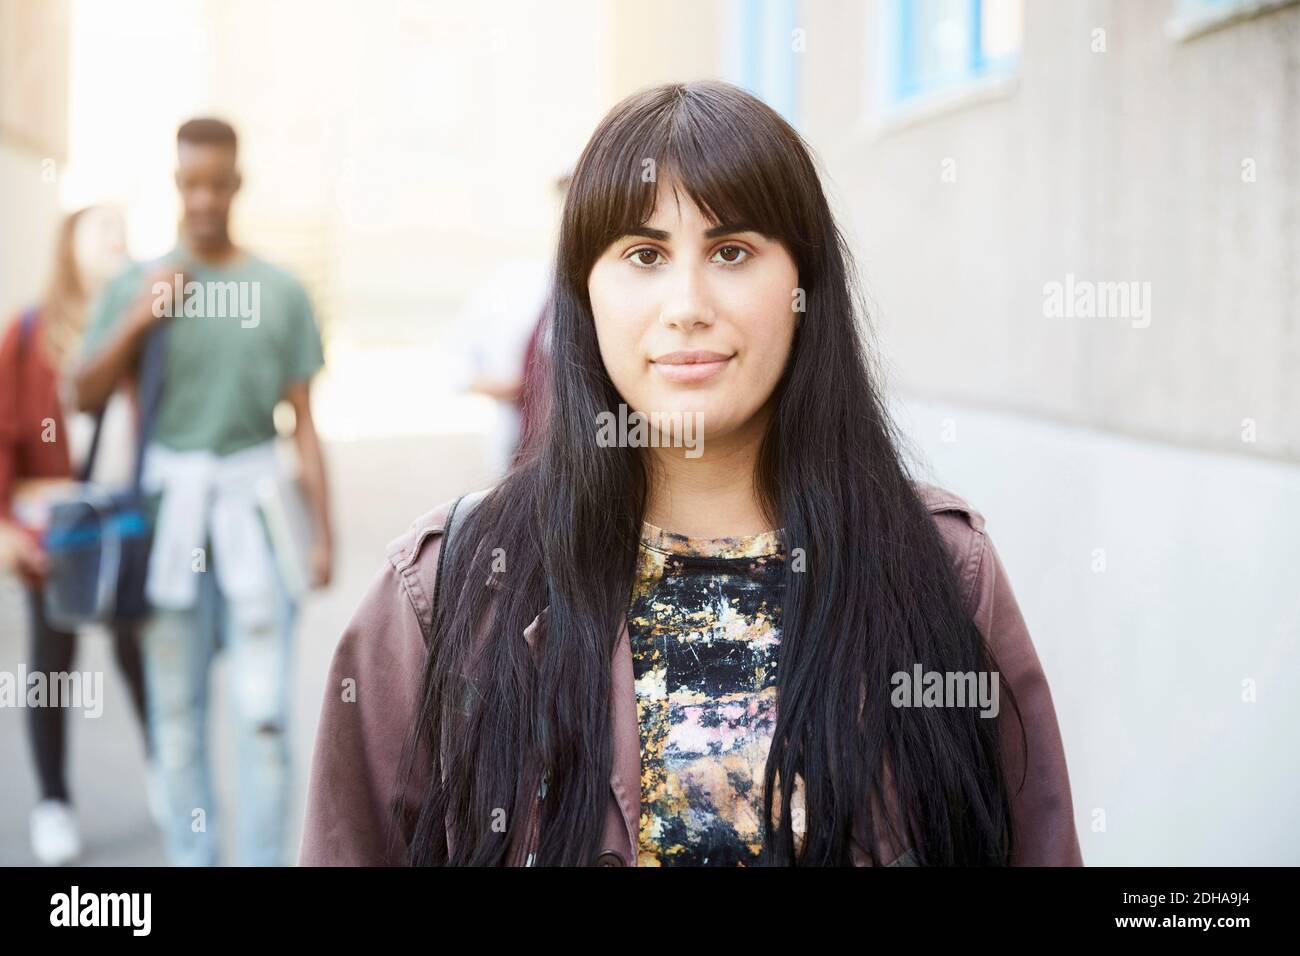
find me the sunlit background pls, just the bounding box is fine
[2,0,1298,866]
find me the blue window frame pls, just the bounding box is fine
[891,0,1021,107]
[726,0,801,128]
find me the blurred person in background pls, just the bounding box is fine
[0,204,155,865]
[512,297,551,468]
[460,170,570,474]
[457,261,550,475]
[72,118,333,866]
[511,170,570,468]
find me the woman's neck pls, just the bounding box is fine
[641,407,775,538]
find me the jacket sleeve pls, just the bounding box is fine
[297,552,436,866]
[970,528,1084,866]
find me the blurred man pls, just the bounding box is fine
[457,259,550,475]
[458,170,569,474]
[73,118,332,866]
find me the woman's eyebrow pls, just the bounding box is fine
[704,222,756,238]
[626,222,757,241]
[627,226,670,240]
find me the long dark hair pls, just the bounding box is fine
[398,80,1024,865]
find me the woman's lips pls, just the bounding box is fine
[650,351,734,384]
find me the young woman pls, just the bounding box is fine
[300,81,1082,867]
[0,205,154,865]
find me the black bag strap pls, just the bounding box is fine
[129,322,168,488]
[79,321,169,488]
[429,487,491,639]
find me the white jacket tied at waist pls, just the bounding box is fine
[141,439,285,630]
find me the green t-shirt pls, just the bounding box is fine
[83,247,324,457]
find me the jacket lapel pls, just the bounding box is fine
[606,613,641,864]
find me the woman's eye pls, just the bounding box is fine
[628,248,664,268]
[712,244,750,266]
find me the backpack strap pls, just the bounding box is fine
[16,307,38,357]
[429,486,492,641]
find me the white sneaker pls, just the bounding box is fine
[30,800,81,866]
[145,762,168,827]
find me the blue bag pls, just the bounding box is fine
[40,317,168,629]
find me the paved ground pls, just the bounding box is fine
[0,431,494,866]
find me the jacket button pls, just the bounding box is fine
[595,850,625,867]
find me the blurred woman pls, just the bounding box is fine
[0,205,153,865]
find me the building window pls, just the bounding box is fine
[726,0,801,128]
[889,0,1022,108]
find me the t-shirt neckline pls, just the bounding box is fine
[639,520,784,559]
[168,244,253,274]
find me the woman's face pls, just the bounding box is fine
[587,179,799,448]
[73,206,127,292]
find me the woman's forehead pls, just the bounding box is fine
[639,179,719,230]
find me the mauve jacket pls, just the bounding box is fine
[297,481,1084,867]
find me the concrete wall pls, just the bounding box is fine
[897,392,1300,865]
[800,0,1300,463]
[789,0,1300,863]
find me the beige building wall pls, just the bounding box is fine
[0,0,70,319]
[799,0,1300,462]
[601,0,729,95]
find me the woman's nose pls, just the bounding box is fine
[657,262,715,331]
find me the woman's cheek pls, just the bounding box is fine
[597,330,643,408]
[615,353,644,408]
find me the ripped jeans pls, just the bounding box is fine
[140,542,297,866]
